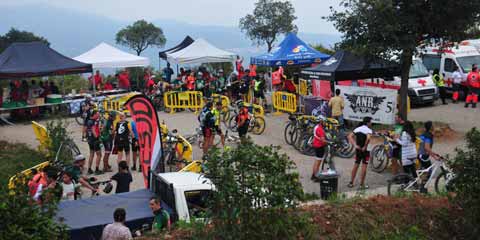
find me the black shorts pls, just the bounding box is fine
[314,146,325,159]
[392,144,401,159]
[102,139,113,152]
[213,125,222,135]
[238,126,248,137]
[131,138,139,152]
[355,150,370,164]
[88,139,101,152]
[116,140,130,153]
[202,127,213,138]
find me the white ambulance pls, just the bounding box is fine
[419,44,480,98]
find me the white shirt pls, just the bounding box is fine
[101,222,132,240]
[396,131,418,166]
[452,70,464,84]
[61,182,75,200]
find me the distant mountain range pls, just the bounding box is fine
[0,4,340,70]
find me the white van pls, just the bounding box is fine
[365,59,438,105]
[420,45,480,98]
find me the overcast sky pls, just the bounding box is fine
[1,0,342,34]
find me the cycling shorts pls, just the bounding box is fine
[355,150,370,164]
[314,146,326,159]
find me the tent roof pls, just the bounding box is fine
[166,38,236,65]
[250,33,331,67]
[301,50,400,81]
[74,42,149,68]
[0,42,92,79]
[159,36,194,60]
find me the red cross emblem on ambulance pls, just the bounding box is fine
[417,79,426,87]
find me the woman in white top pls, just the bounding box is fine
[395,121,418,178]
[452,65,465,103]
[61,172,76,201]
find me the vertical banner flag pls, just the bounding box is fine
[337,85,397,125]
[124,94,164,187]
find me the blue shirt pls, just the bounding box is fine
[130,121,139,139]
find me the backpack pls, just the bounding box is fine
[28,173,46,198]
[198,108,209,127]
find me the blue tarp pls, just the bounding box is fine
[57,189,159,240]
[0,42,92,79]
[250,33,330,67]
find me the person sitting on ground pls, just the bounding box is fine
[418,121,440,169]
[149,197,171,232]
[101,208,132,240]
[111,161,132,194]
[61,171,76,201]
[395,121,418,178]
[86,110,103,175]
[348,117,373,189]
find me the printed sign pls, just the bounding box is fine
[337,86,397,125]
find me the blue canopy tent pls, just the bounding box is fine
[250,33,330,67]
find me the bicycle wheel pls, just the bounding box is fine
[228,116,238,132]
[251,116,266,135]
[291,128,302,150]
[387,173,413,196]
[300,135,315,156]
[320,145,333,171]
[335,141,354,158]
[435,170,454,194]
[370,145,389,173]
[75,114,84,126]
[284,122,295,145]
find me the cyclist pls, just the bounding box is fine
[348,117,373,189]
[212,101,225,147]
[199,102,215,156]
[64,155,99,197]
[99,111,115,173]
[113,112,133,166]
[311,117,327,181]
[418,121,441,169]
[395,121,418,178]
[86,110,103,175]
[236,101,250,141]
[81,94,95,141]
[130,120,140,172]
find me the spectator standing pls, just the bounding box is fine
[91,70,103,90]
[395,121,418,178]
[311,118,327,181]
[235,56,243,73]
[104,80,114,91]
[111,161,132,194]
[163,63,174,83]
[186,72,196,91]
[432,69,447,105]
[328,89,345,126]
[466,64,480,108]
[199,102,215,156]
[149,197,171,232]
[118,70,131,90]
[100,112,115,172]
[49,81,59,94]
[101,208,133,240]
[348,117,373,189]
[451,65,464,103]
[86,110,103,175]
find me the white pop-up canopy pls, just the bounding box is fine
[166,38,236,65]
[74,42,150,68]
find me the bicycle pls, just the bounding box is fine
[227,110,266,135]
[320,140,339,172]
[163,129,193,172]
[370,133,396,173]
[387,157,455,195]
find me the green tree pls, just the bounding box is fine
[202,141,314,239]
[0,28,49,53]
[239,0,297,52]
[312,43,335,56]
[327,0,480,120]
[116,20,166,56]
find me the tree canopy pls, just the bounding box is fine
[327,0,480,120]
[116,20,166,56]
[0,28,49,53]
[239,0,297,52]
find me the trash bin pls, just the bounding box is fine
[317,171,339,200]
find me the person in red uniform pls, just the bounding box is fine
[94,70,103,90]
[186,72,196,91]
[466,64,480,108]
[144,69,155,93]
[311,118,327,181]
[104,81,114,91]
[249,64,257,77]
[118,70,131,90]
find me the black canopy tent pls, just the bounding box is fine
[158,36,195,60]
[301,50,400,90]
[0,42,92,79]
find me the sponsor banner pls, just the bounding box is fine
[337,85,397,125]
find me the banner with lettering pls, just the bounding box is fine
[337,85,397,125]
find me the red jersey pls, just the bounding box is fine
[104,82,114,90]
[312,124,326,148]
[94,74,103,87]
[467,71,480,88]
[249,64,257,77]
[186,76,195,90]
[118,73,130,89]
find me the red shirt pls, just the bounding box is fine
[118,73,130,89]
[312,124,326,148]
[284,79,296,93]
[104,82,114,90]
[467,71,480,88]
[186,76,195,90]
[94,74,103,87]
[249,64,257,77]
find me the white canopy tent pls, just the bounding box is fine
[166,38,236,65]
[74,42,150,68]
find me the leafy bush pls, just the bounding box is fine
[202,140,315,239]
[46,119,75,164]
[450,128,480,237]
[0,141,46,186]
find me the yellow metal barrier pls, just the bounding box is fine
[164,91,203,113]
[103,93,138,113]
[272,91,297,114]
[299,79,308,96]
[9,161,50,190]
[32,121,50,155]
[179,160,202,173]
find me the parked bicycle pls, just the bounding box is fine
[387,156,455,195]
[369,133,396,173]
[163,129,193,172]
[227,107,266,135]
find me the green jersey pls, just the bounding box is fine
[152,209,170,232]
[100,119,113,141]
